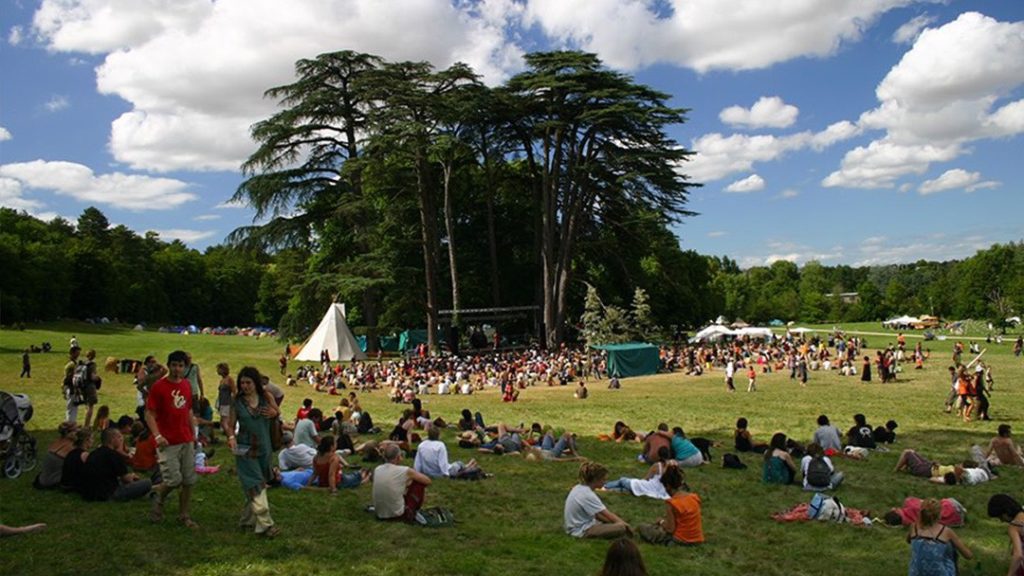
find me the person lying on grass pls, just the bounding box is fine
[307,435,370,495]
[601,447,677,500]
[883,497,966,527]
[564,461,633,539]
[523,430,583,461]
[638,464,704,546]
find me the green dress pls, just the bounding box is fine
[234,396,272,495]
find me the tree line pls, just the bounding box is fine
[1,205,1019,336]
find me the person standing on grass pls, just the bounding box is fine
[224,366,280,537]
[145,350,199,529]
[63,346,83,423]
[747,365,757,392]
[564,461,633,539]
[182,352,206,418]
[81,349,102,429]
[20,349,30,378]
[724,357,736,392]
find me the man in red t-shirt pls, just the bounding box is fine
[144,350,199,529]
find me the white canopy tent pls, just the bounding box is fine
[294,303,367,362]
[690,324,736,343]
[882,315,921,328]
[735,326,773,339]
[788,327,815,334]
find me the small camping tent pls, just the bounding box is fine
[294,303,367,361]
[591,343,660,378]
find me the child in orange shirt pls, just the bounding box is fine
[747,366,757,392]
[638,465,704,545]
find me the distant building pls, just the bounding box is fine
[825,292,860,304]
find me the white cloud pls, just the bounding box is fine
[720,96,799,129]
[826,13,1024,188]
[0,160,196,210]
[193,213,220,221]
[917,169,1001,195]
[779,189,799,199]
[686,120,859,182]
[524,0,916,72]
[0,177,44,211]
[0,126,11,141]
[147,228,217,243]
[32,0,525,172]
[724,174,765,193]
[215,199,247,210]
[8,25,23,46]
[44,94,69,112]
[707,231,727,238]
[918,168,980,195]
[892,14,935,44]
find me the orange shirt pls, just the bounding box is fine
[130,434,157,471]
[668,492,704,543]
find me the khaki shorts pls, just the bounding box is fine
[83,383,98,406]
[158,442,197,488]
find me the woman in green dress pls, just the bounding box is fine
[223,366,280,537]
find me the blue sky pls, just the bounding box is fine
[1,0,1021,268]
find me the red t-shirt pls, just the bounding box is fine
[145,377,195,445]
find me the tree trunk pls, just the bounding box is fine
[414,148,440,353]
[482,146,501,308]
[442,163,461,327]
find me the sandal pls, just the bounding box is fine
[179,516,200,530]
[260,525,281,539]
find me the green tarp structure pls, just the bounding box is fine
[398,329,444,352]
[590,342,661,378]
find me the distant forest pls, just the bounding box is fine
[3,207,1020,340]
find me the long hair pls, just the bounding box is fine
[765,432,787,462]
[599,537,648,576]
[235,366,265,400]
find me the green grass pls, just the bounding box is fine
[1,322,1022,575]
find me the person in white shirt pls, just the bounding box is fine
[564,461,632,539]
[413,427,479,478]
[277,432,317,470]
[724,359,736,392]
[293,409,322,449]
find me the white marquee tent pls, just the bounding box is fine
[293,303,367,362]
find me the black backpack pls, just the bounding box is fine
[806,456,832,487]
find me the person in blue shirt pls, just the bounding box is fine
[671,427,704,467]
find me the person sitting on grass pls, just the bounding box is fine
[277,431,317,471]
[986,494,1024,576]
[414,427,482,478]
[638,465,704,546]
[564,461,633,539]
[846,414,876,450]
[601,447,677,500]
[372,444,431,522]
[734,418,768,454]
[984,424,1024,468]
[670,427,705,467]
[811,415,843,455]
[307,435,370,494]
[61,427,93,493]
[598,537,648,576]
[128,421,160,483]
[906,498,972,576]
[33,421,78,489]
[641,423,672,464]
[762,433,797,485]
[800,442,844,491]
[80,427,152,502]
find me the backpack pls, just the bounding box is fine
[808,493,847,522]
[72,362,89,391]
[415,506,455,528]
[722,453,747,469]
[805,456,832,488]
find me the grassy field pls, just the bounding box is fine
[1,322,1022,576]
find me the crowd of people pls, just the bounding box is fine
[16,332,1024,575]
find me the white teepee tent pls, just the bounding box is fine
[294,303,367,361]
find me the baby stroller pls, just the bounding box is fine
[0,391,37,479]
